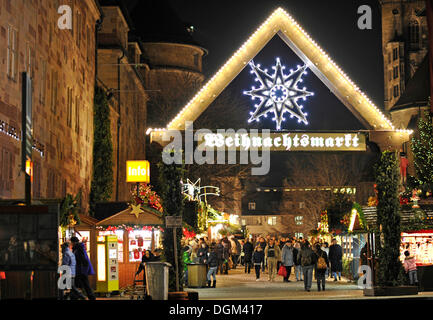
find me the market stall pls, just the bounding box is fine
[95,206,163,289]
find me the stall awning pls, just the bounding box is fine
[96,206,163,226]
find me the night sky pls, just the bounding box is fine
[167,0,385,112]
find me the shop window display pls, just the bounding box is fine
[129,230,153,262]
[400,232,433,266]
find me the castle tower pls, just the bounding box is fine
[127,0,207,128]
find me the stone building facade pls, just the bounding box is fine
[96,5,148,202]
[380,0,428,111]
[0,0,101,210]
[380,0,430,177]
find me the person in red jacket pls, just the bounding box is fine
[403,250,418,286]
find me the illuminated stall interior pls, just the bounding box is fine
[95,206,163,288]
[401,231,433,266]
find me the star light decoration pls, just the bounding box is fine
[130,203,144,219]
[243,58,314,130]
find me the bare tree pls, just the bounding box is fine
[280,153,375,227]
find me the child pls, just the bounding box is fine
[403,250,418,286]
[252,245,264,281]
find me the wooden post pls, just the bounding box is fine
[173,227,179,292]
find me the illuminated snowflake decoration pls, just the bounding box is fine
[243,58,314,130]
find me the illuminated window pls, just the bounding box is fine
[295,216,304,225]
[299,202,305,209]
[248,202,256,210]
[267,216,277,226]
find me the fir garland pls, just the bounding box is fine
[374,151,406,287]
[96,224,164,232]
[89,86,113,215]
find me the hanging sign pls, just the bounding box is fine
[198,132,367,152]
[165,216,182,228]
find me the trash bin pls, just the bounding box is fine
[145,262,171,300]
[187,264,207,288]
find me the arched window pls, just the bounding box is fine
[409,20,420,49]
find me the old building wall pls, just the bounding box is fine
[0,0,100,211]
[97,6,149,203]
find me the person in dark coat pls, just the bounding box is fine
[215,240,224,274]
[197,242,209,264]
[243,239,254,274]
[70,236,95,300]
[252,245,265,281]
[222,241,231,274]
[329,239,343,281]
[60,241,86,300]
[135,249,155,285]
[258,237,267,272]
[314,243,329,291]
[206,246,218,288]
[297,241,317,292]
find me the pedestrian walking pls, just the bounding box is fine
[294,241,303,281]
[258,237,267,272]
[240,240,245,266]
[265,238,281,282]
[252,245,265,281]
[197,242,209,264]
[206,246,218,288]
[243,238,254,274]
[281,241,295,282]
[182,245,192,286]
[329,239,343,281]
[298,241,317,292]
[222,240,231,274]
[70,237,95,300]
[216,240,224,274]
[230,236,239,269]
[314,243,329,291]
[321,242,330,278]
[403,250,418,286]
[59,241,86,300]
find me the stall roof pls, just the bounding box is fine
[78,214,99,226]
[363,205,433,229]
[96,206,163,226]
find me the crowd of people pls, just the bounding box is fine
[182,235,345,292]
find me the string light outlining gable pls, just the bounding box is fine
[244,58,314,130]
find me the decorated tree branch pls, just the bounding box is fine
[411,110,433,193]
[374,151,405,287]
